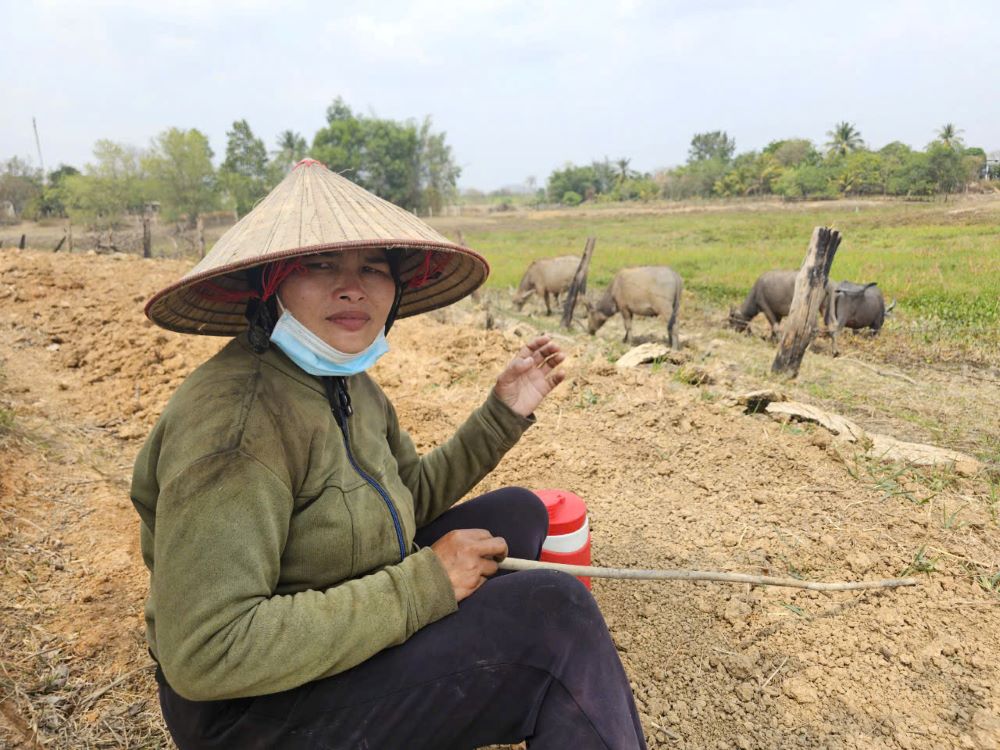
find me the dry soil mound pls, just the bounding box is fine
[1,249,998,749]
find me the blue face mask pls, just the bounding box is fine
[268,308,389,377]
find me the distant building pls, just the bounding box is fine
[986,151,1000,179]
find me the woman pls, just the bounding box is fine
[132,160,646,749]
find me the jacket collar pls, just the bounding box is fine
[234,332,328,396]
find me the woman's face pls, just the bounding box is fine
[277,249,396,354]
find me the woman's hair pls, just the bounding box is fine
[243,265,281,353]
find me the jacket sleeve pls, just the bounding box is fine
[151,449,456,701]
[387,389,535,527]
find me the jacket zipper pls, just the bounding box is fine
[328,378,407,562]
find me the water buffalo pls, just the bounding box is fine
[728,269,834,341]
[828,281,894,355]
[586,266,683,348]
[512,255,580,315]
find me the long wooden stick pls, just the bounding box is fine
[498,557,918,591]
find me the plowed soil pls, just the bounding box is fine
[1,248,998,749]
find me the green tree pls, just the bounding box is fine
[611,176,659,201]
[61,141,148,227]
[925,142,965,194]
[962,151,987,186]
[269,130,309,182]
[764,139,819,167]
[886,150,935,196]
[547,163,599,203]
[416,116,461,214]
[144,128,218,225]
[545,160,618,203]
[614,157,634,184]
[29,164,80,218]
[825,122,864,158]
[668,158,729,198]
[713,152,781,197]
[0,157,42,218]
[774,163,836,199]
[48,164,80,184]
[590,158,617,196]
[835,151,885,196]
[311,98,459,212]
[220,120,269,217]
[688,131,736,163]
[361,118,420,209]
[275,130,308,164]
[311,98,370,184]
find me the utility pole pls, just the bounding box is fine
[32,117,46,182]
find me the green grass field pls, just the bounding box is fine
[444,198,1000,340]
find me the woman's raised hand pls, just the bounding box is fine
[431,529,508,602]
[493,335,567,418]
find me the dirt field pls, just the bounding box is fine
[1,247,998,749]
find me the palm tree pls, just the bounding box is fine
[935,123,964,150]
[615,157,632,184]
[275,130,308,162]
[825,122,864,158]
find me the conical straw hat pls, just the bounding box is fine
[145,159,488,335]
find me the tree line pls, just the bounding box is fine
[3,115,996,235]
[544,123,995,205]
[0,97,461,233]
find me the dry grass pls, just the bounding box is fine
[0,421,169,748]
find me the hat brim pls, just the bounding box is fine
[145,240,488,336]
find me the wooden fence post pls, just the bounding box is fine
[561,237,596,330]
[771,227,841,378]
[196,215,206,258]
[142,204,153,258]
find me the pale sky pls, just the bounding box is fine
[2,0,997,190]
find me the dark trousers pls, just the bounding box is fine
[157,487,646,749]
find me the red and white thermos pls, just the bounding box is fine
[533,489,592,589]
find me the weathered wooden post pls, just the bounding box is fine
[771,227,841,378]
[19,234,26,249]
[196,215,206,258]
[142,203,153,258]
[561,237,596,330]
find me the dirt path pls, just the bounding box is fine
[1,249,998,749]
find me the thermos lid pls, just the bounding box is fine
[533,489,587,535]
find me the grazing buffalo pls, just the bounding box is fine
[512,255,580,315]
[728,269,834,340]
[828,281,894,355]
[586,266,683,348]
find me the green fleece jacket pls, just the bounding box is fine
[130,334,533,701]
